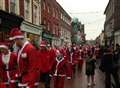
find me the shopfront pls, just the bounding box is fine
[0,10,23,42]
[42,31,53,45]
[21,21,43,44]
[115,30,120,45]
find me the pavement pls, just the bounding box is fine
[51,62,106,88]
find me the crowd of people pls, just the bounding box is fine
[99,44,120,88]
[0,27,120,88]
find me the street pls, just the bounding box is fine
[51,62,105,88]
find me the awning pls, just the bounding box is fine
[0,10,24,31]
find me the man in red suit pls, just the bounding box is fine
[0,42,18,88]
[0,82,6,88]
[51,48,71,88]
[63,44,73,78]
[38,40,56,88]
[9,27,40,88]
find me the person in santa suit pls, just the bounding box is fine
[0,42,18,88]
[38,40,56,88]
[50,48,71,88]
[71,44,80,74]
[9,27,40,88]
[78,46,84,71]
[64,44,73,78]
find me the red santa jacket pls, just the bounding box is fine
[0,52,18,83]
[0,82,6,88]
[38,48,56,73]
[72,47,80,64]
[51,56,71,78]
[17,41,39,86]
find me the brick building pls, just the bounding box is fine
[104,0,120,46]
[0,0,72,45]
[0,0,43,43]
[40,0,72,45]
[57,2,72,45]
[41,0,60,45]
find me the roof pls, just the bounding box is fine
[56,2,71,20]
[104,0,110,14]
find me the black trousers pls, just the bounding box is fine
[40,73,51,88]
[105,70,120,88]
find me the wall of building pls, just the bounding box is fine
[0,0,72,45]
[104,0,120,46]
[57,2,72,45]
[0,0,43,43]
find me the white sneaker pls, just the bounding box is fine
[87,83,91,87]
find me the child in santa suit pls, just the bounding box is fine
[51,49,71,88]
[0,42,18,88]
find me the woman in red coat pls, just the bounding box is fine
[0,43,18,88]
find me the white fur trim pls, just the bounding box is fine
[0,45,8,49]
[34,82,39,86]
[10,80,17,83]
[40,44,46,46]
[17,41,29,64]
[9,35,24,40]
[67,77,71,80]
[15,74,18,77]
[21,53,27,58]
[18,83,27,87]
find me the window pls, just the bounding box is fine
[33,5,38,24]
[53,25,55,34]
[0,0,3,10]
[48,23,50,31]
[53,8,55,17]
[10,0,17,13]
[48,6,50,13]
[24,0,30,21]
[43,1,46,10]
[43,20,46,25]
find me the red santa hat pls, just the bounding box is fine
[40,40,48,47]
[0,42,9,49]
[9,27,24,40]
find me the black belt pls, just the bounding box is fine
[3,68,16,71]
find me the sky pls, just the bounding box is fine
[57,0,109,40]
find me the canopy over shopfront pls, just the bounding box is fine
[0,10,24,42]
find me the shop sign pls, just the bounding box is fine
[42,32,52,39]
[21,21,42,35]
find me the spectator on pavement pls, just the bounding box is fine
[100,46,120,88]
